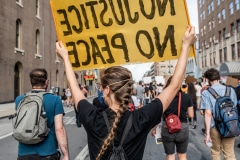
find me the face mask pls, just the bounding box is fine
[97,90,107,107]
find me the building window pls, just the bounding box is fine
[36,0,40,17]
[204,25,206,34]
[213,52,216,64]
[222,9,226,20]
[16,19,21,49]
[208,4,211,14]
[36,30,40,54]
[218,31,222,40]
[219,49,222,63]
[202,57,204,67]
[218,12,221,23]
[229,2,234,15]
[211,1,214,11]
[231,23,235,35]
[212,18,215,28]
[217,0,220,5]
[224,47,227,61]
[223,28,226,39]
[236,0,240,10]
[209,21,212,30]
[237,19,240,33]
[232,44,236,59]
[238,42,240,58]
[203,11,206,20]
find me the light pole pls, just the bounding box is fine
[168,60,171,74]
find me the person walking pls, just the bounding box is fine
[195,82,202,109]
[65,87,72,107]
[187,83,197,129]
[152,77,194,160]
[200,68,237,160]
[55,26,196,160]
[15,68,69,160]
[136,81,145,106]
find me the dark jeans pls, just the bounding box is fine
[17,151,61,160]
[189,103,197,122]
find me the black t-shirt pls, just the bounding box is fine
[92,97,108,109]
[163,92,193,123]
[78,98,163,160]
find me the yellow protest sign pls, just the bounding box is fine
[50,0,195,70]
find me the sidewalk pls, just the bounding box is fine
[0,103,15,119]
[0,94,96,119]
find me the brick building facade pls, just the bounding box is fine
[0,0,86,103]
[198,0,240,78]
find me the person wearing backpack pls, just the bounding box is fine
[55,26,196,160]
[14,68,69,160]
[235,77,240,148]
[200,68,238,160]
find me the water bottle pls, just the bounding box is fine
[42,112,46,118]
[206,141,212,148]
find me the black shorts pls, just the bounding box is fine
[161,122,189,155]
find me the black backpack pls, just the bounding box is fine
[102,111,133,160]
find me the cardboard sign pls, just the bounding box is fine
[225,77,238,87]
[50,0,195,70]
[143,76,152,84]
[185,75,197,84]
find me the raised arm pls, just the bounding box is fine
[157,26,196,112]
[55,42,86,109]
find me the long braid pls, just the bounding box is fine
[96,104,127,160]
[96,66,133,160]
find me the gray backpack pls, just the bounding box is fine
[10,92,50,144]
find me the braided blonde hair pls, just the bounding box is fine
[96,66,133,160]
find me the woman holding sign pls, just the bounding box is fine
[55,26,196,160]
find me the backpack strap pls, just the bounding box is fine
[207,87,221,99]
[119,113,133,146]
[177,92,181,117]
[224,86,231,97]
[102,111,133,147]
[208,87,231,99]
[103,111,110,132]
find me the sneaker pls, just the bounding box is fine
[156,138,162,144]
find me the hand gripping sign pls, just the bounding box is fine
[50,0,195,70]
